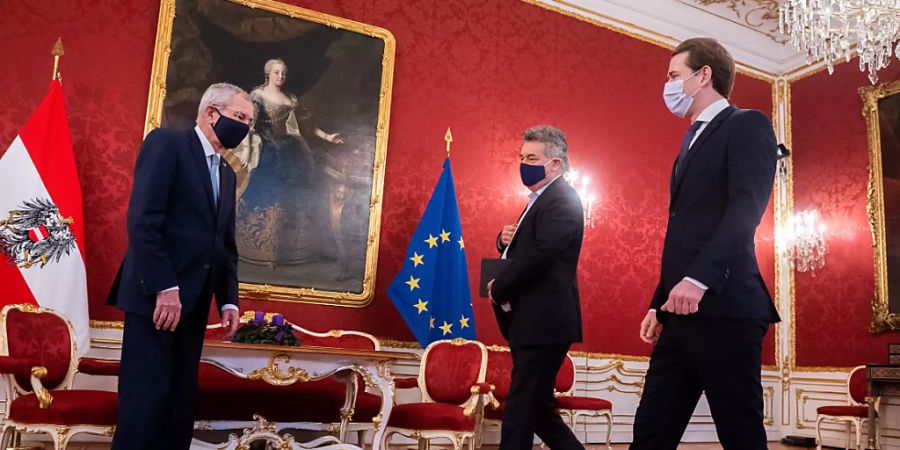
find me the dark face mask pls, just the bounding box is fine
[519,160,555,187]
[212,108,250,149]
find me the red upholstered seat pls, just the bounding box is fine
[485,348,513,401]
[555,354,576,394]
[388,402,476,431]
[9,390,118,426]
[816,405,871,417]
[6,308,72,390]
[556,396,612,411]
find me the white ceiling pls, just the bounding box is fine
[534,0,811,77]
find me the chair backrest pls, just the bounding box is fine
[1,304,76,393]
[485,346,513,401]
[554,353,576,395]
[420,339,487,405]
[848,365,867,405]
[204,310,380,350]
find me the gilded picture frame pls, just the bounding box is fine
[143,0,395,307]
[862,79,900,331]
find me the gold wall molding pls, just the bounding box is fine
[89,320,124,330]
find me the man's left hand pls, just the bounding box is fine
[661,280,704,315]
[221,308,240,340]
[487,279,495,301]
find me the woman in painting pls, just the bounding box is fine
[232,58,343,269]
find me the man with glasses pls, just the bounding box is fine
[108,83,253,450]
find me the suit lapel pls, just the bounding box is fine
[507,178,564,254]
[187,130,217,212]
[670,106,736,202]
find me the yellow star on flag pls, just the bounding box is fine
[458,236,465,249]
[425,234,439,248]
[409,252,424,267]
[439,321,453,336]
[414,299,428,314]
[440,229,451,242]
[459,315,470,329]
[405,276,421,291]
[429,317,435,329]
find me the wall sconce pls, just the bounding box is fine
[565,169,597,229]
[778,209,827,275]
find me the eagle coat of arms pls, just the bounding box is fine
[0,198,77,269]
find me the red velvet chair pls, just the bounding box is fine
[196,311,384,444]
[815,366,878,449]
[383,339,493,450]
[479,345,512,446]
[555,354,612,450]
[0,304,118,450]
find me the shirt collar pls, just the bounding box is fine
[694,98,730,124]
[532,175,562,199]
[194,126,217,159]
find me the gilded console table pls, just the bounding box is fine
[198,341,418,450]
[867,364,900,449]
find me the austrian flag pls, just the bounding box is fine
[0,80,89,354]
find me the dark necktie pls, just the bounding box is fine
[674,120,705,176]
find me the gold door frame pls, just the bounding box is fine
[143,0,395,307]
[862,79,900,331]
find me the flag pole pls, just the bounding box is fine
[51,37,64,81]
[444,127,453,159]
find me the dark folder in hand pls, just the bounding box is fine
[479,258,510,298]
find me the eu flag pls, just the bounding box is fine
[387,158,476,347]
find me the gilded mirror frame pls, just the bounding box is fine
[863,79,900,331]
[143,0,395,307]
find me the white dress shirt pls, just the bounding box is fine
[161,127,237,314]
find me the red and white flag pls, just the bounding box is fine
[0,80,89,354]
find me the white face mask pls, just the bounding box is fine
[663,70,702,118]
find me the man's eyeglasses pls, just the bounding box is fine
[213,105,254,128]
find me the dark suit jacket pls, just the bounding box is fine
[107,128,239,317]
[651,106,780,323]
[491,178,584,346]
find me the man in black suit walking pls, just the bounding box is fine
[489,126,585,450]
[108,83,251,449]
[632,38,780,450]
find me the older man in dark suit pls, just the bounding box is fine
[108,83,251,450]
[489,125,585,450]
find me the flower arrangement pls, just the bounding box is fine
[232,311,301,347]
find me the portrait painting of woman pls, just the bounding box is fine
[148,0,394,305]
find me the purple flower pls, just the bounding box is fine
[272,314,284,327]
[254,311,265,323]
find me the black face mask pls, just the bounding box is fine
[212,108,249,149]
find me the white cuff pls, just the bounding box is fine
[160,286,179,293]
[221,304,239,313]
[683,277,708,291]
[648,308,657,313]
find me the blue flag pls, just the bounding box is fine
[387,158,476,347]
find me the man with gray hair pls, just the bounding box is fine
[107,82,252,449]
[488,125,585,449]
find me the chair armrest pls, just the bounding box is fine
[394,377,419,389]
[29,366,53,409]
[78,357,120,376]
[0,356,34,378]
[472,382,495,395]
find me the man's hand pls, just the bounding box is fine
[499,224,517,246]
[639,310,661,344]
[487,279,495,301]
[660,280,705,315]
[153,290,182,332]
[221,308,240,340]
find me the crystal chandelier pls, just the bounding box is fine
[565,169,597,229]
[779,0,900,84]
[778,209,828,275]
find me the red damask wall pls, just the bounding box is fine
[792,63,900,367]
[0,0,774,360]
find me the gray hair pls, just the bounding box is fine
[523,125,569,172]
[197,83,250,116]
[264,58,287,77]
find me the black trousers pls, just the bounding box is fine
[631,316,769,450]
[111,299,210,450]
[500,343,584,450]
